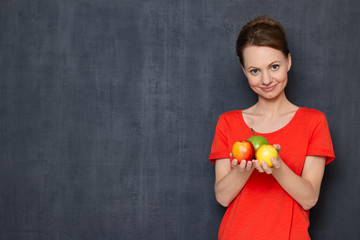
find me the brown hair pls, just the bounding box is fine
[236,16,289,66]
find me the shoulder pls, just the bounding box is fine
[297,107,329,128]
[299,107,326,120]
[300,107,323,115]
[215,110,243,130]
[218,110,242,122]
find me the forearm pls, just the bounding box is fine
[272,160,320,210]
[215,164,254,207]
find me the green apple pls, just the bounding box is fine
[247,128,269,151]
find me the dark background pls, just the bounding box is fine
[0,0,359,239]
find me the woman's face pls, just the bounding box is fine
[241,46,291,100]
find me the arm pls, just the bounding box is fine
[214,158,254,207]
[255,145,326,210]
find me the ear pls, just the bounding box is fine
[287,53,292,71]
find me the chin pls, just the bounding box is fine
[258,90,284,100]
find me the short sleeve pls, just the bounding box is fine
[306,113,335,164]
[208,115,230,163]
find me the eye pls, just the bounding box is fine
[250,69,259,75]
[271,65,279,70]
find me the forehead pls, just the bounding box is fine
[242,46,286,67]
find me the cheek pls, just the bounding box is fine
[247,76,260,86]
[275,70,288,82]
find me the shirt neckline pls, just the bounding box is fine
[240,107,303,136]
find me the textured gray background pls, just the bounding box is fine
[0,0,359,239]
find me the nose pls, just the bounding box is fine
[261,71,273,85]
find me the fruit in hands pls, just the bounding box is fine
[232,140,255,162]
[248,135,269,151]
[255,145,278,167]
[247,128,269,151]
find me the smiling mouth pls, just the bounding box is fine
[261,85,276,92]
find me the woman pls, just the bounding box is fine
[209,16,335,240]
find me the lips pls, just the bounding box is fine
[261,85,276,92]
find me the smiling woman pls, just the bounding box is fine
[208,16,335,240]
[241,46,291,100]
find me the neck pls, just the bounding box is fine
[253,91,294,117]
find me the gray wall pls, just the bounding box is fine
[1,0,359,239]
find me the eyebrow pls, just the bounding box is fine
[247,61,281,70]
[269,61,281,66]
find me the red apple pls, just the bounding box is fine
[231,140,255,162]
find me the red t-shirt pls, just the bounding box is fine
[209,107,335,240]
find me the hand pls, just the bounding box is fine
[230,153,254,172]
[253,144,281,174]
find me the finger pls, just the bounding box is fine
[245,161,253,171]
[239,160,247,170]
[254,160,264,173]
[230,152,233,158]
[271,157,280,168]
[273,144,281,152]
[261,161,272,174]
[231,159,238,168]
